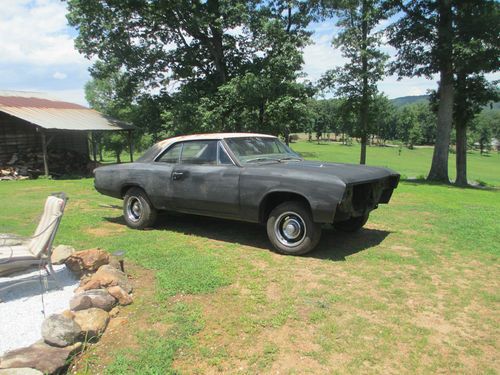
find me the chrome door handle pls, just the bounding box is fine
[172,171,185,180]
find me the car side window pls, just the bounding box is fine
[218,143,233,165]
[181,140,217,165]
[156,143,182,163]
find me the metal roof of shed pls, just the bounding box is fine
[0,90,133,131]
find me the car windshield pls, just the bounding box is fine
[225,137,301,164]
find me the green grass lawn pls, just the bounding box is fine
[0,142,498,374]
[290,141,500,186]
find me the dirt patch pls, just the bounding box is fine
[85,223,126,237]
[266,282,281,302]
[391,244,417,257]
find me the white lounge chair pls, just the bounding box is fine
[0,193,68,278]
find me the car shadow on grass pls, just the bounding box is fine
[104,213,391,262]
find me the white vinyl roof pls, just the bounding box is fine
[155,133,276,149]
[0,90,133,131]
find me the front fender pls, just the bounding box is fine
[240,171,346,223]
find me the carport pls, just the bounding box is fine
[0,90,134,176]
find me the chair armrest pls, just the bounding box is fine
[0,234,28,246]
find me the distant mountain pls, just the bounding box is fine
[390,94,500,112]
[390,95,429,107]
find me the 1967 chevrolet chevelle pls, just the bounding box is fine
[95,133,399,255]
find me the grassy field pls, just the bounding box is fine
[291,141,500,186]
[0,142,498,374]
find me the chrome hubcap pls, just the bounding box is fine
[283,219,301,239]
[126,197,142,222]
[274,211,306,248]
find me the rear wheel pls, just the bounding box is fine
[335,213,369,232]
[266,201,322,255]
[123,187,157,229]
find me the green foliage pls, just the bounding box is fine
[309,99,342,137]
[321,0,389,98]
[84,65,170,161]
[395,103,436,148]
[69,0,316,138]
[102,133,127,163]
[470,111,500,154]
[387,0,500,182]
[319,0,391,163]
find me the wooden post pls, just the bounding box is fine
[91,131,97,162]
[41,130,49,177]
[127,130,134,162]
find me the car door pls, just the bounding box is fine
[146,142,182,210]
[171,140,241,216]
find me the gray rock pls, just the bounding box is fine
[50,245,75,265]
[80,265,133,293]
[0,342,81,374]
[109,306,120,318]
[0,368,43,375]
[69,294,92,311]
[41,314,82,347]
[107,286,133,306]
[108,255,122,270]
[70,289,116,312]
[65,248,109,274]
[73,308,109,338]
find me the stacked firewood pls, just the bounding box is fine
[0,149,96,180]
[0,167,29,180]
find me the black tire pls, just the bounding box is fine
[335,213,369,232]
[123,187,157,229]
[266,201,322,255]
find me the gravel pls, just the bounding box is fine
[0,265,79,356]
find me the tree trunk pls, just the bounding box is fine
[359,0,369,165]
[258,102,265,130]
[427,0,454,183]
[454,71,468,186]
[207,0,227,84]
[455,119,467,186]
[91,132,97,162]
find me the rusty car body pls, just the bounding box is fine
[94,133,399,255]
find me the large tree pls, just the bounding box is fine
[320,0,390,164]
[387,0,454,182]
[67,0,314,138]
[387,0,499,183]
[452,0,499,185]
[85,62,167,162]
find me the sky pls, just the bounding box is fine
[0,0,497,107]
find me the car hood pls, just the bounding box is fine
[252,160,398,185]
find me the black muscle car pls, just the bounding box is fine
[94,133,399,255]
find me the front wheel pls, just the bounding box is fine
[123,187,157,229]
[266,201,322,255]
[335,213,369,232]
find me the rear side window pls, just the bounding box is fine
[157,143,182,163]
[181,141,217,165]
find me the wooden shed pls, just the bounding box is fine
[0,91,133,176]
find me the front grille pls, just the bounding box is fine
[352,183,374,211]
